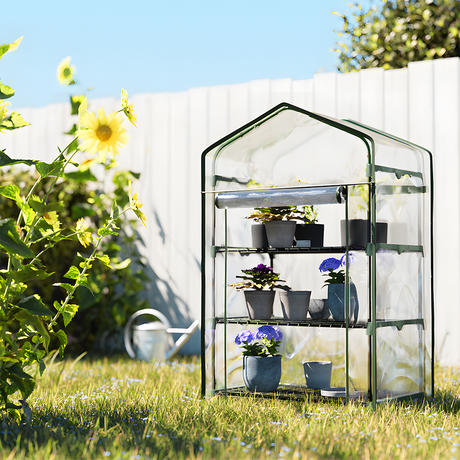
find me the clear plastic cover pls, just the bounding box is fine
[202,104,433,402]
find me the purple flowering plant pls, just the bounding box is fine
[235,325,283,357]
[319,254,353,287]
[228,264,290,291]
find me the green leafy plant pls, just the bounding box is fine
[228,264,290,291]
[333,0,460,72]
[297,205,319,224]
[246,206,298,222]
[0,37,144,419]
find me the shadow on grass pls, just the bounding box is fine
[0,407,203,458]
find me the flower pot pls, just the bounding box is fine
[251,223,268,248]
[308,299,330,319]
[340,219,388,247]
[264,220,296,248]
[327,283,359,323]
[279,290,311,321]
[243,355,282,393]
[302,360,332,389]
[295,223,324,248]
[244,290,276,320]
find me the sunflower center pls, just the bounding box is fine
[96,125,112,142]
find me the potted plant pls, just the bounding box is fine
[319,255,359,323]
[341,184,388,247]
[246,207,297,248]
[294,205,324,248]
[228,264,290,320]
[235,325,283,393]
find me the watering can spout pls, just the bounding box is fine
[124,309,199,361]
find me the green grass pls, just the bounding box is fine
[1,355,459,460]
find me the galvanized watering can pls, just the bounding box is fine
[124,308,199,361]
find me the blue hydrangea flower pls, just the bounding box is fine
[318,257,342,273]
[235,330,255,345]
[255,325,282,341]
[340,253,354,266]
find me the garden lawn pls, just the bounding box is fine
[1,355,459,460]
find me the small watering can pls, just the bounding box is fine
[124,308,199,361]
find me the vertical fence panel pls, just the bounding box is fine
[360,68,385,129]
[313,72,337,116]
[383,68,409,139]
[433,58,460,365]
[408,61,435,152]
[269,78,294,107]
[337,72,360,121]
[208,85,229,145]
[147,92,172,312]
[249,79,271,119]
[228,82,250,133]
[292,79,314,111]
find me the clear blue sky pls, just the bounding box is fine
[2,0,374,109]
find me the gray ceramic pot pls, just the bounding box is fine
[264,220,296,248]
[243,355,282,393]
[302,360,332,389]
[244,290,275,320]
[309,299,330,319]
[279,290,311,321]
[327,283,359,323]
[251,223,268,248]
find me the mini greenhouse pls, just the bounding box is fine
[201,102,434,408]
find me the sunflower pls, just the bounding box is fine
[57,56,75,85]
[128,180,147,228]
[121,88,138,128]
[78,108,129,162]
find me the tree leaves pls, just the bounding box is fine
[334,0,460,72]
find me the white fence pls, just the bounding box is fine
[2,57,460,364]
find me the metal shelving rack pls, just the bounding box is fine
[201,103,434,409]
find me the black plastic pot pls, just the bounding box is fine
[340,219,388,247]
[295,223,325,248]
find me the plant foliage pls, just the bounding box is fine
[333,0,460,72]
[0,37,144,419]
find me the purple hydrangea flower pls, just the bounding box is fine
[255,325,282,342]
[252,264,273,274]
[235,330,255,345]
[318,257,342,273]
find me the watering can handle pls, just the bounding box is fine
[124,308,172,359]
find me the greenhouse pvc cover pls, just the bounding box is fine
[201,103,433,406]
